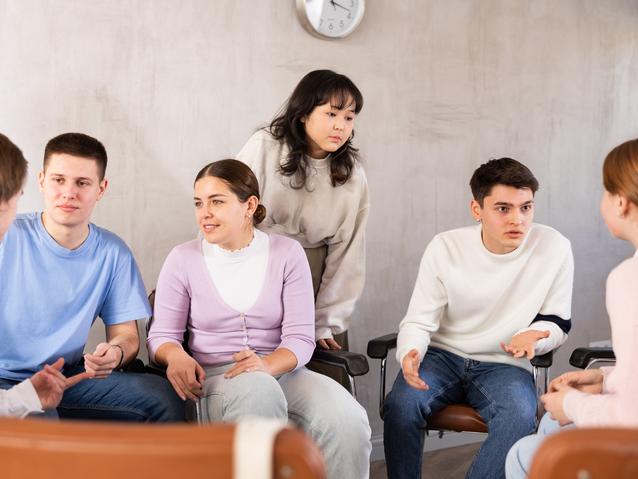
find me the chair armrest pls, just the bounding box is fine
[530,350,553,368]
[569,347,615,369]
[366,333,398,359]
[310,349,369,377]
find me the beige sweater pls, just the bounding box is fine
[237,130,369,340]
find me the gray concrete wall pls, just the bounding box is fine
[2,0,637,452]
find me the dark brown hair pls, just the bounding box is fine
[194,159,266,224]
[269,69,363,189]
[603,139,638,206]
[0,133,28,203]
[44,133,108,180]
[470,157,539,206]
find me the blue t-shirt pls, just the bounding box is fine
[0,213,151,380]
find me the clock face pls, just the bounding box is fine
[297,0,365,39]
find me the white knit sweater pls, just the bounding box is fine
[237,130,369,340]
[397,223,574,371]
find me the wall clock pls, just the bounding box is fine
[296,0,365,39]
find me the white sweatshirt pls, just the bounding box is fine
[237,130,369,340]
[0,379,43,417]
[396,223,574,371]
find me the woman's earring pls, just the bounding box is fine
[476,218,481,223]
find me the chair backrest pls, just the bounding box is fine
[0,418,325,479]
[528,428,638,479]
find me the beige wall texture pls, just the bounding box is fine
[2,0,638,448]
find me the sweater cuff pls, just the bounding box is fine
[563,388,587,425]
[515,321,567,356]
[12,380,44,417]
[315,326,333,341]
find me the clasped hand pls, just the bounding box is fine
[224,349,271,379]
[84,342,122,379]
[540,369,604,425]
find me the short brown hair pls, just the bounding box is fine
[603,138,638,206]
[44,133,108,180]
[0,133,28,203]
[470,157,539,206]
[194,159,266,225]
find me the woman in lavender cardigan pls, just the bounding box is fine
[147,159,371,479]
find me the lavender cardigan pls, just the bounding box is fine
[147,234,316,369]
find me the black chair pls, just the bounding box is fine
[367,332,553,435]
[568,346,615,369]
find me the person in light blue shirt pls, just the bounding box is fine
[0,132,184,421]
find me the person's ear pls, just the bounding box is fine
[37,171,45,192]
[245,196,258,218]
[470,199,482,222]
[96,179,108,201]
[617,194,630,218]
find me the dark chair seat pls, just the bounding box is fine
[428,404,488,433]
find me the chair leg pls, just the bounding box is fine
[196,397,204,425]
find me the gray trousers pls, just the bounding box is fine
[202,363,371,479]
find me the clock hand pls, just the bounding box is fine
[330,0,351,13]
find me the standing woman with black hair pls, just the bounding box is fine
[237,70,368,356]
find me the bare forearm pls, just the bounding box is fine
[105,321,141,366]
[154,342,185,367]
[263,348,298,376]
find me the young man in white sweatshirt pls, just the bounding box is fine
[383,158,574,479]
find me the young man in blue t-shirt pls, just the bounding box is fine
[0,132,184,421]
[0,132,89,417]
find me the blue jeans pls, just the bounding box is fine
[383,347,537,479]
[1,363,185,422]
[505,413,566,478]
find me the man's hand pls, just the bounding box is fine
[541,383,574,426]
[500,330,550,359]
[317,338,342,350]
[30,358,92,409]
[83,342,122,379]
[165,349,206,401]
[549,369,604,394]
[224,349,272,379]
[401,349,428,391]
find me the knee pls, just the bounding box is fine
[224,372,287,421]
[505,435,537,479]
[320,396,371,443]
[146,376,187,422]
[383,382,426,427]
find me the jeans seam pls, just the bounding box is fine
[57,403,149,419]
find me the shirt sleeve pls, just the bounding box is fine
[236,130,268,186]
[524,240,574,355]
[99,242,152,325]
[314,176,369,340]
[0,379,43,418]
[396,237,448,365]
[146,247,190,361]
[278,241,316,369]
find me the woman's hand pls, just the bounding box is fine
[224,349,272,378]
[541,384,574,426]
[549,369,604,394]
[165,349,206,401]
[317,338,342,350]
